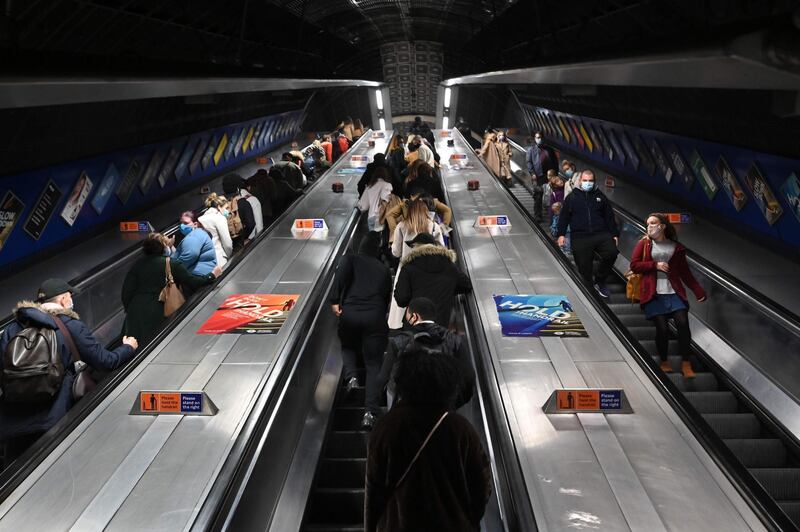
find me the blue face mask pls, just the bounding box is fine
[179,223,193,235]
[565,169,574,178]
[580,181,594,192]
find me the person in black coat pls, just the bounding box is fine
[379,297,475,409]
[222,173,256,249]
[393,233,472,328]
[357,153,401,197]
[329,232,392,430]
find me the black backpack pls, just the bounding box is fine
[2,321,64,404]
[400,331,448,358]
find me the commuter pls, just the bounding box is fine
[267,166,304,211]
[320,134,333,163]
[385,191,451,246]
[495,130,514,185]
[329,232,391,430]
[476,131,511,186]
[337,130,352,159]
[548,170,565,209]
[550,202,570,253]
[410,115,436,149]
[198,193,233,269]
[353,118,365,141]
[402,159,444,201]
[1,279,139,463]
[275,153,306,189]
[222,174,257,249]
[556,170,619,298]
[393,234,472,328]
[629,213,707,377]
[358,153,395,197]
[526,131,558,221]
[171,211,217,277]
[122,233,220,345]
[387,135,407,175]
[365,348,492,532]
[389,200,444,329]
[561,160,579,197]
[246,169,277,223]
[240,186,264,240]
[290,152,314,183]
[379,297,475,408]
[407,135,435,168]
[342,117,355,142]
[358,166,394,233]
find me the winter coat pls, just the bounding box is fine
[172,228,217,276]
[629,239,706,306]
[556,186,619,239]
[122,255,215,344]
[525,144,557,183]
[358,161,398,197]
[365,403,493,532]
[320,140,333,162]
[401,174,445,202]
[478,140,506,179]
[241,191,264,240]
[549,186,565,208]
[378,322,475,408]
[328,252,392,313]
[393,244,472,327]
[385,199,451,243]
[358,179,393,231]
[388,148,407,174]
[198,207,233,269]
[0,302,135,440]
[274,161,306,190]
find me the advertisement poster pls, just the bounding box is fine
[232,127,246,158]
[263,121,276,147]
[587,124,604,156]
[224,129,239,161]
[542,111,556,138]
[690,150,718,200]
[92,162,122,214]
[493,294,587,337]
[604,127,625,165]
[0,191,25,251]
[250,122,263,152]
[116,158,142,204]
[666,143,694,190]
[633,135,656,175]
[649,139,673,183]
[197,294,300,335]
[781,173,800,223]
[139,150,165,194]
[174,138,197,181]
[241,126,255,155]
[715,156,747,211]
[213,133,229,166]
[189,136,208,175]
[619,131,639,171]
[202,134,219,170]
[61,172,93,226]
[157,144,182,188]
[745,163,783,225]
[578,121,594,152]
[568,118,584,149]
[23,180,62,240]
[556,116,572,143]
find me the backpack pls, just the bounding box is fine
[400,331,448,358]
[2,323,64,404]
[227,196,244,239]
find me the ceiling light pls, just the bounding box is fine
[444,87,451,107]
[376,89,383,110]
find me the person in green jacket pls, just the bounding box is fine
[122,233,220,346]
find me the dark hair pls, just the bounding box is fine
[222,173,244,194]
[142,233,167,256]
[533,130,543,137]
[358,232,381,258]
[180,211,198,223]
[395,350,459,407]
[369,166,389,187]
[407,297,437,321]
[281,152,293,161]
[648,212,678,241]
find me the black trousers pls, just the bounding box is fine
[571,233,619,286]
[532,177,545,219]
[338,308,388,414]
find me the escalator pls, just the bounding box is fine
[502,169,800,527]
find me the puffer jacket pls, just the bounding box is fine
[393,244,472,327]
[0,302,135,439]
[172,228,217,276]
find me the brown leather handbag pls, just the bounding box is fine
[159,257,185,317]
[53,316,96,401]
[625,239,649,303]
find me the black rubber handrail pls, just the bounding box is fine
[0,138,346,503]
[491,135,796,531]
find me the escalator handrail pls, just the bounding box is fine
[507,138,800,338]
[493,133,795,531]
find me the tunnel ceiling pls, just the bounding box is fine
[1,0,797,81]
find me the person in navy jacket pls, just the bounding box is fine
[556,170,619,298]
[525,131,557,220]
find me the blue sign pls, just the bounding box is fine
[496,215,508,226]
[91,163,121,214]
[599,390,622,410]
[313,219,324,229]
[181,392,203,413]
[494,294,587,337]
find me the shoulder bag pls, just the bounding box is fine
[53,316,97,401]
[624,239,648,303]
[159,257,186,317]
[394,411,449,490]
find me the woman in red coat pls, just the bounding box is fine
[630,213,707,378]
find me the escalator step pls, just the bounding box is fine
[337,387,365,407]
[317,458,367,489]
[684,391,738,413]
[607,303,642,315]
[648,353,707,373]
[332,407,366,431]
[751,468,800,500]
[304,526,364,532]
[306,488,364,525]
[640,340,680,358]
[325,431,369,459]
[778,501,800,527]
[667,371,718,392]
[703,413,762,438]
[617,314,652,328]
[627,326,657,340]
[724,438,788,468]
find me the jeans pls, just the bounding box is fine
[571,233,619,287]
[337,308,388,414]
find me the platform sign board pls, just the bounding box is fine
[543,388,632,414]
[131,390,217,416]
[0,191,25,251]
[475,215,510,228]
[23,180,62,240]
[493,294,587,337]
[292,218,327,231]
[61,172,93,226]
[197,294,300,335]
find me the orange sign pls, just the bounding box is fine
[665,213,692,224]
[475,215,510,227]
[120,221,139,232]
[140,392,181,413]
[557,390,599,410]
[605,176,615,188]
[292,218,326,230]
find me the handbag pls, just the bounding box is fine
[159,257,186,317]
[624,239,648,303]
[394,412,449,490]
[53,316,97,401]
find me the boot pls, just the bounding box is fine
[659,360,671,373]
[681,361,696,378]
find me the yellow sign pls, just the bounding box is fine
[242,126,255,154]
[579,124,594,152]
[213,133,229,166]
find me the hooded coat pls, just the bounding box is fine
[0,302,135,440]
[393,244,472,327]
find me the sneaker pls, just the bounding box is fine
[594,282,610,299]
[345,377,359,395]
[659,360,672,373]
[681,361,696,378]
[361,411,376,431]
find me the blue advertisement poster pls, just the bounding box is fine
[781,173,800,223]
[91,163,121,214]
[174,137,198,181]
[493,294,587,337]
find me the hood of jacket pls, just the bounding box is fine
[12,300,80,329]
[400,244,456,270]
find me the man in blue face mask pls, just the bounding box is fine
[556,170,619,299]
[525,131,557,221]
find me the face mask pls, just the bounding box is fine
[647,225,663,238]
[564,169,574,178]
[580,181,594,192]
[534,138,543,145]
[179,223,192,235]
[222,209,231,218]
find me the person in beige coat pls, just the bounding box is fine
[477,131,513,185]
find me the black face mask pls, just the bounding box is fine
[409,144,420,152]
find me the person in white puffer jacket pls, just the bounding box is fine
[198,193,233,269]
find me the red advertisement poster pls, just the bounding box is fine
[197,294,300,335]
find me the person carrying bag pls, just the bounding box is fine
[159,257,185,317]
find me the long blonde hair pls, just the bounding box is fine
[204,192,228,209]
[404,199,430,235]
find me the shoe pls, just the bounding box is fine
[361,411,376,431]
[593,282,610,299]
[681,361,696,378]
[345,377,359,395]
[659,360,672,373]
